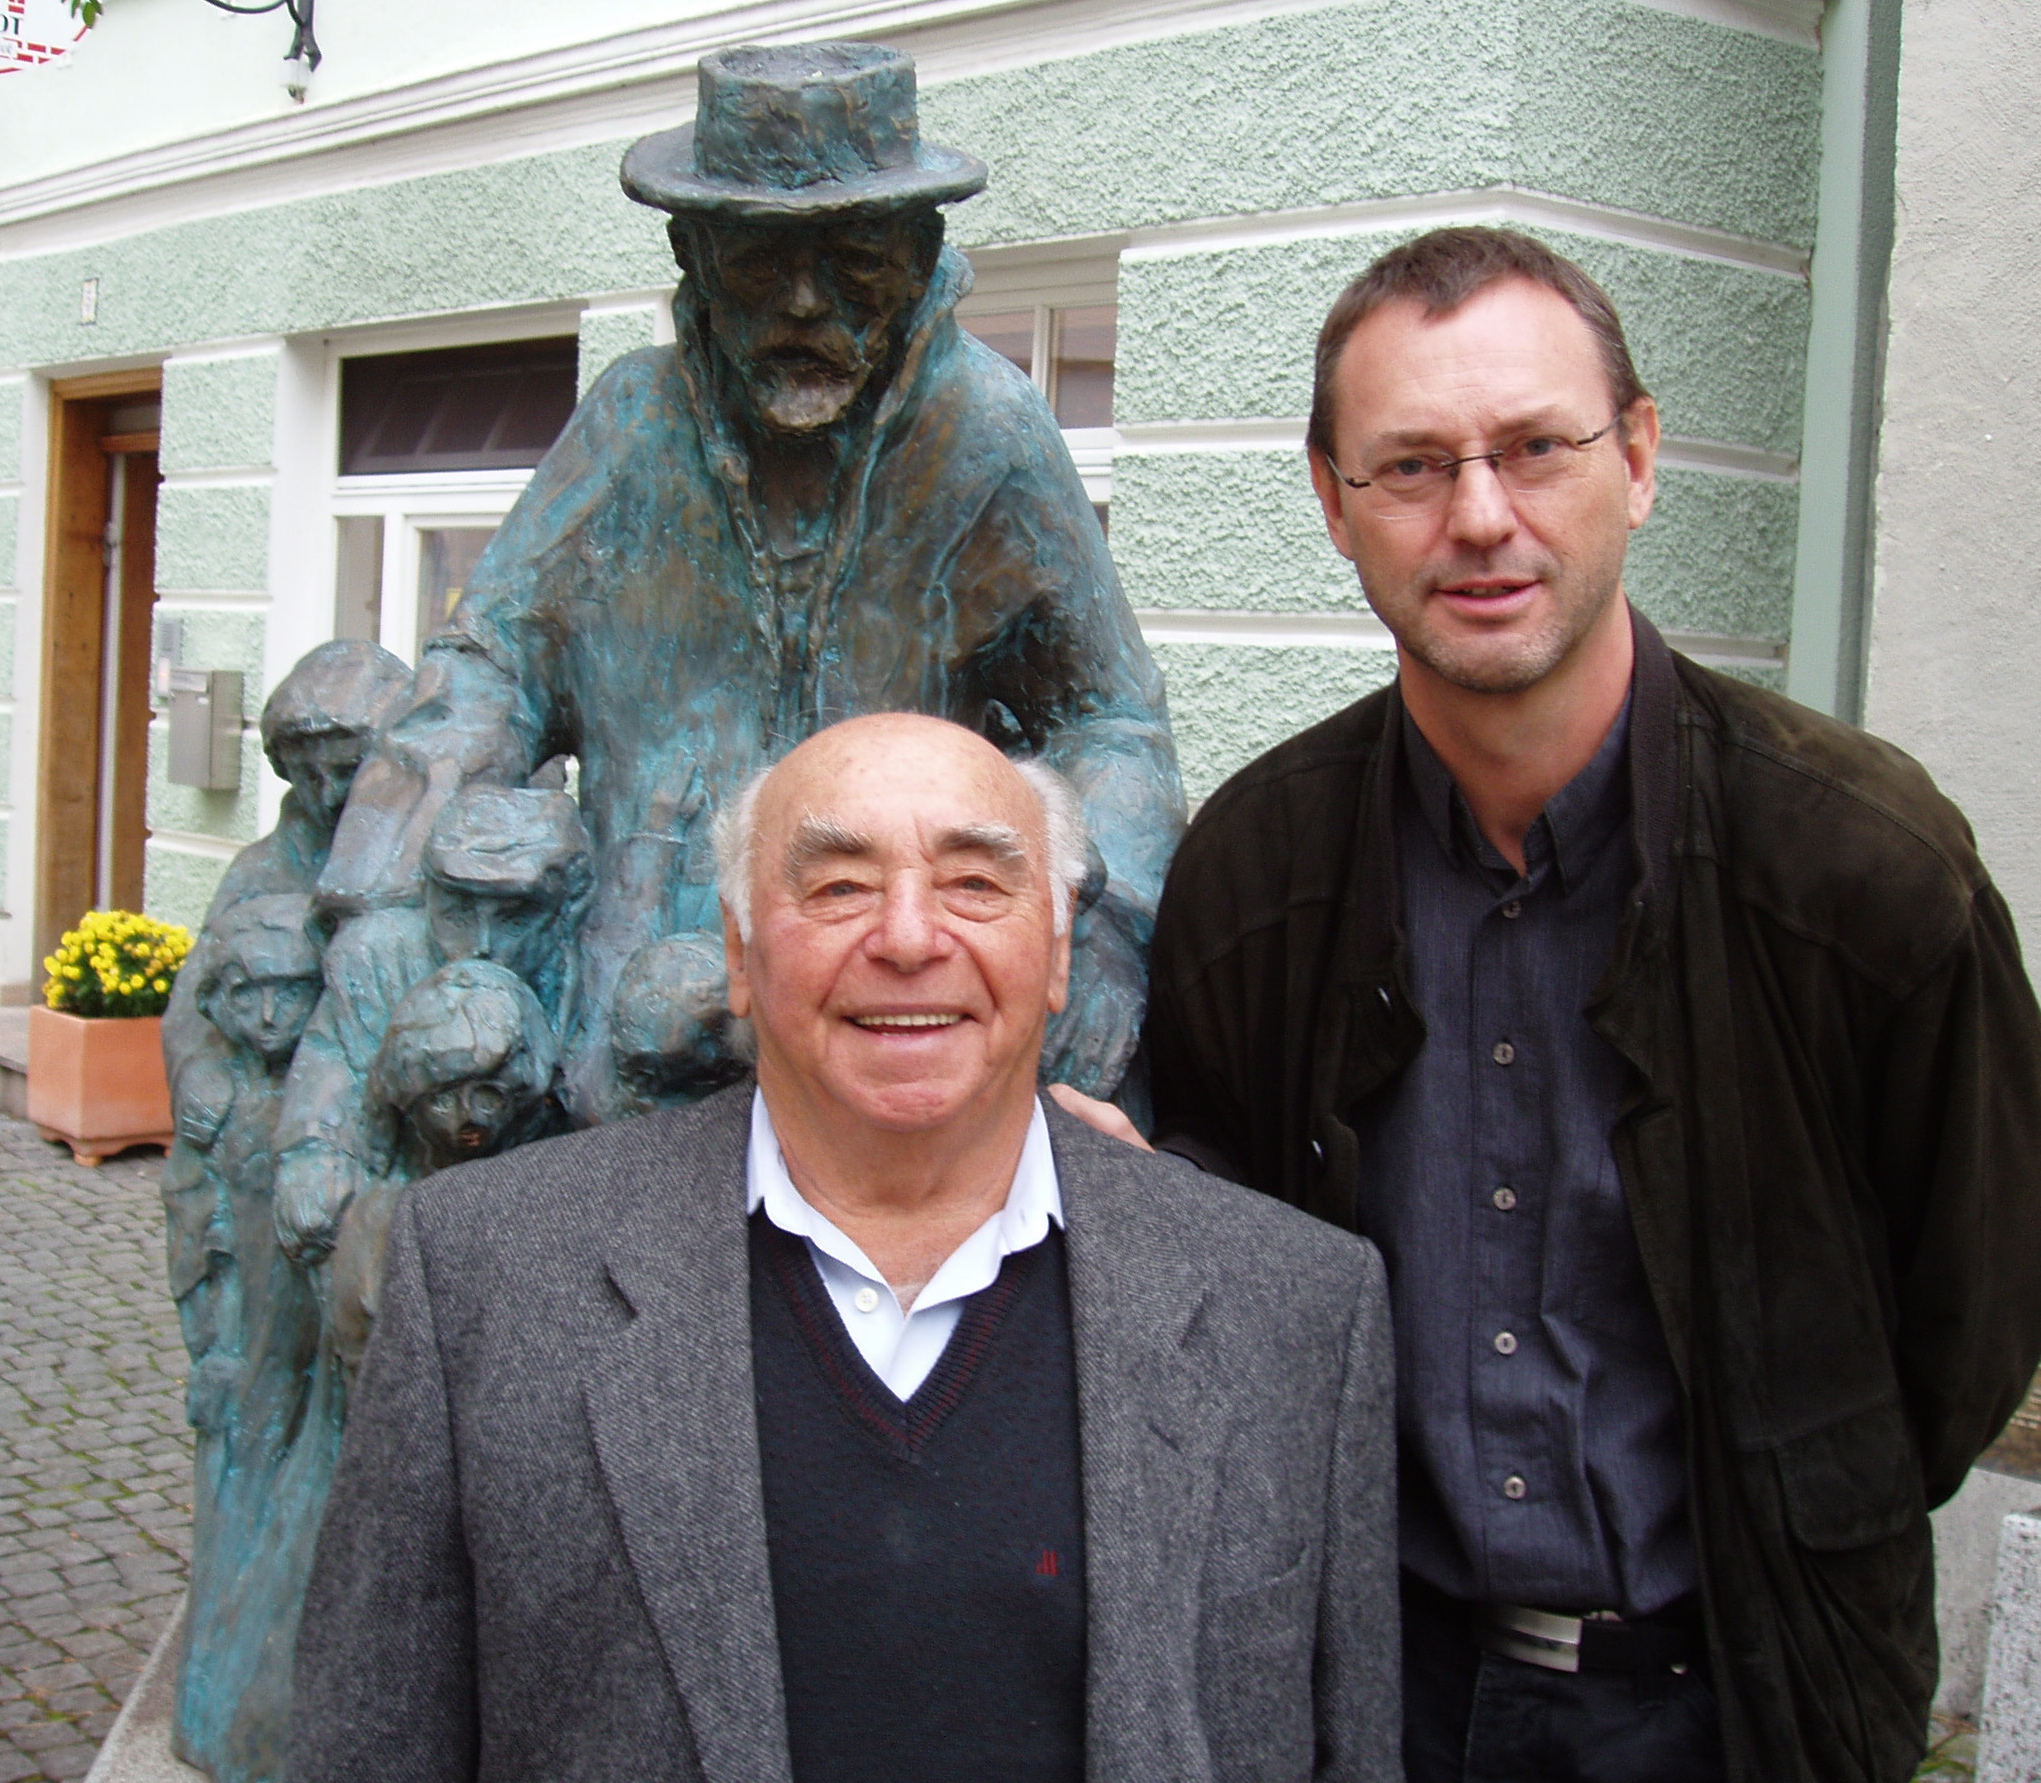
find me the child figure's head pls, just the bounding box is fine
[196,895,323,1067]
[370,959,557,1173]
[422,786,593,985]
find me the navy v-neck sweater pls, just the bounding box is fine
[749,1212,1087,1783]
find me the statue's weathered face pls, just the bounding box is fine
[409,1074,538,1167]
[275,729,371,830]
[691,213,930,433]
[206,961,321,1066]
[425,881,561,982]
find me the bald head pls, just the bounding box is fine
[715,716,1087,943]
[715,714,1087,1141]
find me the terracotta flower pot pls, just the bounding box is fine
[27,1005,174,1166]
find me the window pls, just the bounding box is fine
[328,329,584,664]
[956,246,1120,527]
[339,338,578,475]
[958,304,1118,431]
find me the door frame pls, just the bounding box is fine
[37,369,162,963]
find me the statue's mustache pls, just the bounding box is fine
[749,326,871,378]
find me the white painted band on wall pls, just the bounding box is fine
[145,832,246,863]
[162,339,287,367]
[151,592,274,610]
[1629,0,1820,48]
[158,470,276,491]
[1119,186,1809,279]
[1135,606,1786,668]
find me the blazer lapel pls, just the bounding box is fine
[1051,1105,1228,1783]
[581,1092,793,1783]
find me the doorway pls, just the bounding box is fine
[38,372,162,963]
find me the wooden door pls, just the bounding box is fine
[37,374,162,962]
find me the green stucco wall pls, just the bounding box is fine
[0,146,667,369]
[1,0,1823,903]
[160,353,279,474]
[579,307,661,398]
[146,727,262,848]
[0,380,22,484]
[155,484,271,593]
[144,844,230,936]
[146,352,279,918]
[150,607,268,692]
[1116,231,1808,451]
[923,0,1818,251]
[1154,642,1397,803]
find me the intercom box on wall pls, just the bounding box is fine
[167,669,243,792]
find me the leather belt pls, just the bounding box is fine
[1477,1602,1703,1677]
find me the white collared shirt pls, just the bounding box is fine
[746,1089,1064,1401]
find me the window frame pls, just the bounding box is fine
[954,244,1122,510]
[317,308,579,666]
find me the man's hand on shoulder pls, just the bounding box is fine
[1045,1083,1152,1152]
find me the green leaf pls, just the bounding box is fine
[67,0,103,22]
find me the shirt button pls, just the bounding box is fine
[1503,1475,1528,1501]
[1491,1040,1516,1066]
[1493,1331,1518,1355]
[1501,899,1523,919]
[853,1287,880,1314]
[1492,1185,1518,1211]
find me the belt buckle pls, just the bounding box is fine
[1481,1604,1584,1674]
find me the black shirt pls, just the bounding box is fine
[1353,698,1695,1615]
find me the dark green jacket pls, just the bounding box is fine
[1145,613,2041,1783]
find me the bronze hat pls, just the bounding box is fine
[622,41,986,221]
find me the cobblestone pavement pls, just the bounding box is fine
[0,1122,188,1783]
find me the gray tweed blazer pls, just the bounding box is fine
[291,1086,1399,1782]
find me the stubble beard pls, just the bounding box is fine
[1373,545,1628,696]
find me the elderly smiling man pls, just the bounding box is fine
[291,713,1399,1783]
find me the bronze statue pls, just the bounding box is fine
[272,40,1183,1265]
[168,40,1185,1783]
[160,897,325,1783]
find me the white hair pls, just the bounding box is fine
[713,768,772,944]
[1012,758,1091,936]
[711,753,1092,941]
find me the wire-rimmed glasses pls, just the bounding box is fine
[1326,414,1625,513]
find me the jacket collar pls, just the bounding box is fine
[584,1086,1235,1783]
[584,1084,795,1783]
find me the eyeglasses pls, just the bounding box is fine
[1327,414,1625,512]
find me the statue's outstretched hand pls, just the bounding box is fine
[274,1143,360,1264]
[1046,1082,1153,1152]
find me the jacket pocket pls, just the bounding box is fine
[1203,1549,1316,1649]
[1197,1553,1317,1783]
[1773,1395,1926,1552]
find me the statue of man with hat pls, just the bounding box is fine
[277,39,1184,1260]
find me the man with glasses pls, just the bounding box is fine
[1059,227,2041,1782]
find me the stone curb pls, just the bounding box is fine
[81,1597,200,1783]
[1980,1509,2041,1781]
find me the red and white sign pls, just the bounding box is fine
[0,0,90,73]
